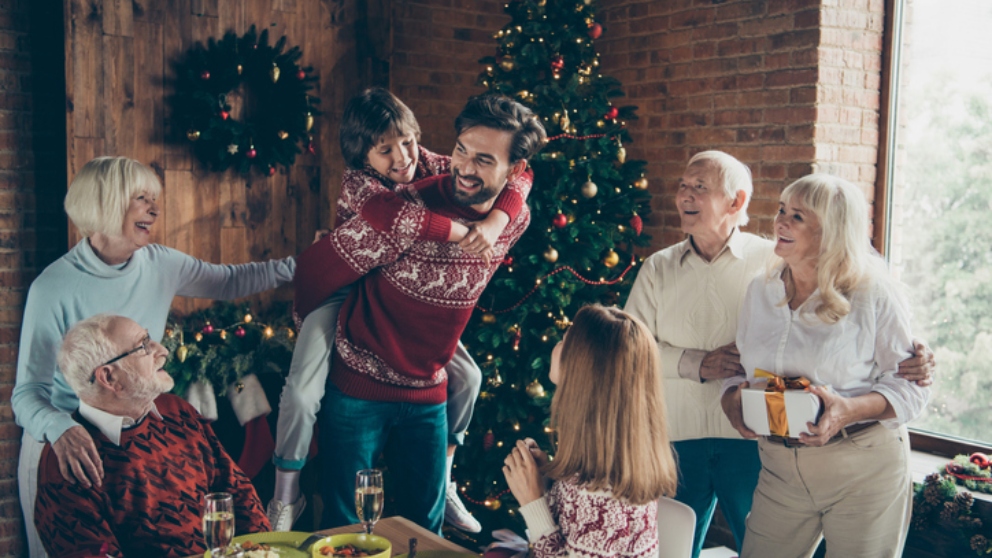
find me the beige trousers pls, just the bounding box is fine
[741,424,912,558]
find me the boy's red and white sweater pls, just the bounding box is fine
[294,172,530,405]
[335,145,531,235]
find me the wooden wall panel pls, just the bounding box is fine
[65,0,364,314]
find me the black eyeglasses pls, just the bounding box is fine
[89,333,152,383]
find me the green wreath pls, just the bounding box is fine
[171,26,320,175]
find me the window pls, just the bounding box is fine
[884,0,992,447]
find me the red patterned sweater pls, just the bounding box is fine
[294,173,531,404]
[518,477,660,558]
[336,145,531,238]
[34,394,270,558]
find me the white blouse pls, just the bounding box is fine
[724,271,930,427]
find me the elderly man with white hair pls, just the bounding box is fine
[33,314,270,558]
[624,151,933,558]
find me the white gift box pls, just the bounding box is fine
[741,379,822,438]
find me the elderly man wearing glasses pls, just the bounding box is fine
[33,314,270,558]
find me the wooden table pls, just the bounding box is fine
[316,516,477,556]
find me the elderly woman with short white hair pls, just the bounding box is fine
[12,156,295,557]
[721,174,930,558]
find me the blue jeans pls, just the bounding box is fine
[319,383,447,533]
[673,438,761,558]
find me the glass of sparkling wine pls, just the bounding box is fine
[203,492,235,556]
[355,469,384,535]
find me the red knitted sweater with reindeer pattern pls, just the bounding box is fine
[294,172,530,404]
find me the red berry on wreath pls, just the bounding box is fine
[200,70,211,80]
[970,452,990,469]
[605,106,619,120]
[588,22,603,39]
[220,110,229,121]
[296,69,307,80]
[552,213,568,229]
[246,148,257,159]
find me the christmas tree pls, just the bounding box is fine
[455,0,653,535]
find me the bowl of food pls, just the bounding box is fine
[311,533,391,558]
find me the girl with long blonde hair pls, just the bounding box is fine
[503,304,678,558]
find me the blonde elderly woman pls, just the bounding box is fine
[626,153,933,558]
[721,174,930,558]
[12,156,295,557]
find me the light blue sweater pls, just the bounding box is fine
[12,239,296,444]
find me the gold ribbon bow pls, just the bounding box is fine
[755,369,811,437]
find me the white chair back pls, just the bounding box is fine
[657,496,696,558]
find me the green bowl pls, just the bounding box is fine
[310,533,391,558]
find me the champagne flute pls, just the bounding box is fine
[355,469,384,535]
[203,492,235,556]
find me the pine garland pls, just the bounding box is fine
[161,301,296,397]
[913,460,992,555]
[170,26,320,176]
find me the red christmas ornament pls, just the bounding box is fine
[550,55,565,71]
[307,141,316,155]
[296,69,306,80]
[970,452,991,469]
[246,148,257,159]
[605,106,619,120]
[268,166,277,176]
[200,70,211,80]
[219,110,229,121]
[588,22,603,39]
[552,213,568,229]
[630,214,643,235]
[202,324,214,335]
[512,329,522,350]
[234,327,246,338]
[502,255,514,266]
[483,430,495,451]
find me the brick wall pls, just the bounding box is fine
[816,0,885,201]
[0,0,65,554]
[393,0,884,251]
[390,0,508,157]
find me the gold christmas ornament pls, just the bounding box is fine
[186,129,201,141]
[485,498,502,510]
[526,379,546,398]
[499,57,515,71]
[243,314,253,323]
[236,63,243,75]
[617,146,627,164]
[581,180,598,199]
[489,370,504,387]
[194,332,203,342]
[603,249,620,268]
[176,345,188,363]
[277,130,289,140]
[555,316,571,330]
[543,246,559,263]
[634,176,649,190]
[219,330,228,340]
[560,113,570,130]
[269,62,281,83]
[287,328,295,339]
[305,112,314,132]
[482,313,497,324]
